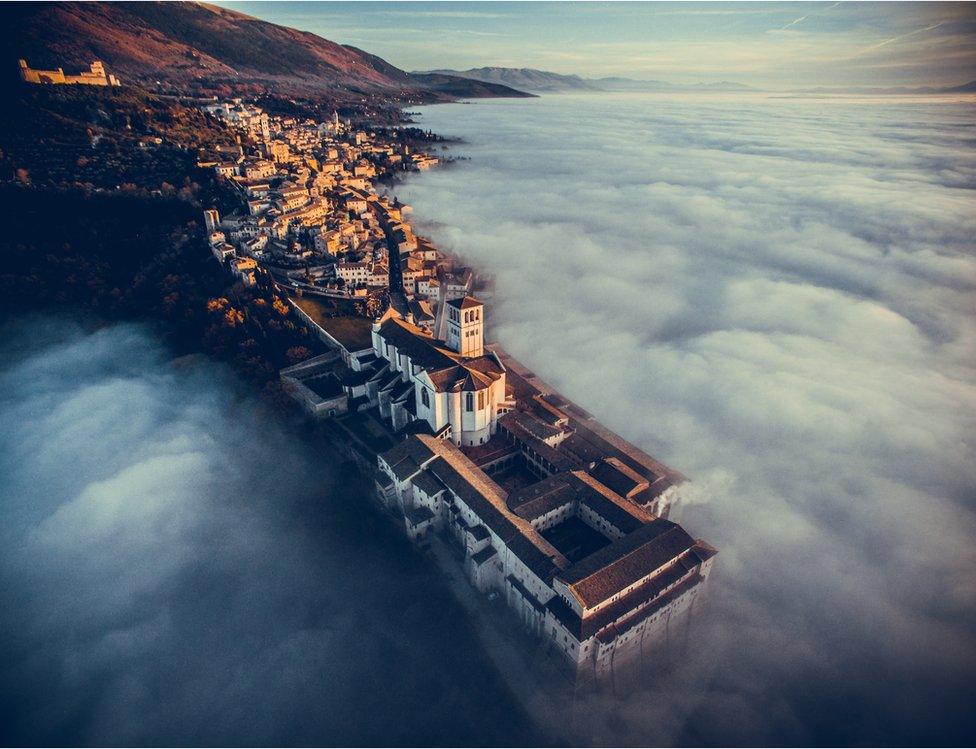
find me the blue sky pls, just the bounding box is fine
[217,2,976,88]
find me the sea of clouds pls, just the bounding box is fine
[0,319,543,746]
[2,93,974,748]
[397,92,976,745]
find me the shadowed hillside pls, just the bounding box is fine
[420,67,598,93]
[4,1,531,101]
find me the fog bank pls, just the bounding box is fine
[397,93,976,745]
[0,318,544,746]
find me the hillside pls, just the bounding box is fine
[0,82,239,191]
[409,72,539,99]
[593,77,756,92]
[420,67,596,93]
[4,1,530,101]
[418,66,758,94]
[799,80,976,95]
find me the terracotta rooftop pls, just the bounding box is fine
[446,295,483,310]
[557,520,696,609]
[568,470,654,533]
[548,560,701,640]
[508,473,578,520]
[378,316,458,371]
[589,457,650,499]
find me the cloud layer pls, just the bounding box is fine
[0,318,544,746]
[397,92,976,745]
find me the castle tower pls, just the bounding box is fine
[203,209,220,234]
[445,296,484,359]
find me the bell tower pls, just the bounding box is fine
[446,296,484,358]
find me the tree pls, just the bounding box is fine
[365,295,383,317]
[207,297,229,312]
[286,346,312,365]
[223,308,245,327]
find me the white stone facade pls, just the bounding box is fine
[375,435,717,685]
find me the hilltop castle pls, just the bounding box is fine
[19,59,121,87]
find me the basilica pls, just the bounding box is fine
[340,293,717,684]
[348,295,517,445]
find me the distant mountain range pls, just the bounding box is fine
[796,81,976,95]
[420,67,600,93]
[415,66,976,97]
[592,77,755,92]
[4,2,532,101]
[416,67,757,94]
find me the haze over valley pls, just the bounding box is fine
[2,2,975,747]
[395,91,976,745]
[0,319,544,746]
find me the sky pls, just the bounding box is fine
[218,1,976,89]
[391,92,976,744]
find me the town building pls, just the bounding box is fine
[191,94,717,689]
[202,99,270,141]
[230,256,258,285]
[203,209,220,234]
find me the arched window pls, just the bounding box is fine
[421,388,430,408]
[465,392,474,412]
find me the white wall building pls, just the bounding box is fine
[353,296,515,446]
[375,434,717,684]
